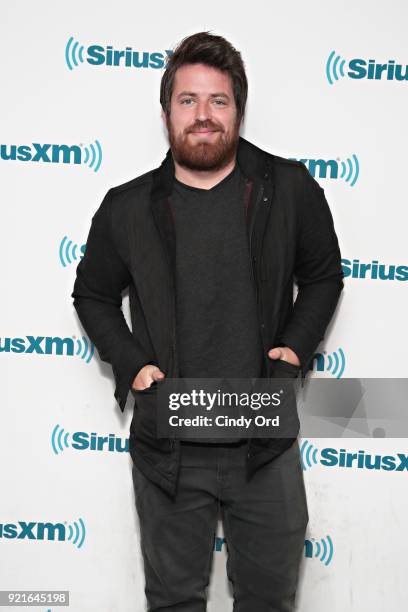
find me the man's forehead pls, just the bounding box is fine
[173,64,233,90]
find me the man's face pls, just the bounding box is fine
[162,63,241,172]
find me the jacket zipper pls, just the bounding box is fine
[248,183,270,380]
[249,183,264,304]
[246,182,266,458]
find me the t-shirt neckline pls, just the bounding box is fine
[173,163,240,194]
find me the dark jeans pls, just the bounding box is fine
[131,438,309,611]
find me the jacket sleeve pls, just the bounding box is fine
[279,166,345,377]
[71,188,155,412]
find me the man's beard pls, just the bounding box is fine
[166,115,240,172]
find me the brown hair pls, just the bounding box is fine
[160,31,248,123]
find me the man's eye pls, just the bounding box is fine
[180,99,226,106]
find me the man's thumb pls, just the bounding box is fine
[152,368,166,380]
[268,347,283,360]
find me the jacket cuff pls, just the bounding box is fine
[113,352,157,412]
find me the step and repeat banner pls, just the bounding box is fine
[1,1,407,610]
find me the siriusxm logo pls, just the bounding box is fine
[0,518,86,548]
[0,140,102,172]
[59,236,86,267]
[300,440,408,472]
[309,348,346,378]
[342,258,408,281]
[326,51,408,84]
[52,424,129,454]
[0,335,94,363]
[65,36,173,71]
[304,535,334,566]
[289,155,359,186]
[215,534,334,565]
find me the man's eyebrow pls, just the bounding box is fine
[176,91,231,100]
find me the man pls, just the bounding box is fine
[72,31,344,612]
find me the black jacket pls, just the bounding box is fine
[71,136,344,497]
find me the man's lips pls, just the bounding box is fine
[189,129,220,135]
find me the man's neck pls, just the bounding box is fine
[174,156,237,190]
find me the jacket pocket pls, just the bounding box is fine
[131,379,161,396]
[130,388,158,436]
[271,358,301,378]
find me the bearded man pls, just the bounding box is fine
[72,30,344,612]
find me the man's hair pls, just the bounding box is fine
[160,31,248,123]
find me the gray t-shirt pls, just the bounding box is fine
[169,162,263,443]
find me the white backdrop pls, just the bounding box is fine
[1,1,407,610]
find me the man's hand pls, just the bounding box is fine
[132,364,166,391]
[268,346,301,367]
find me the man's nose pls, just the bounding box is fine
[194,100,212,123]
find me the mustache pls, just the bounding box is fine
[186,123,223,133]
